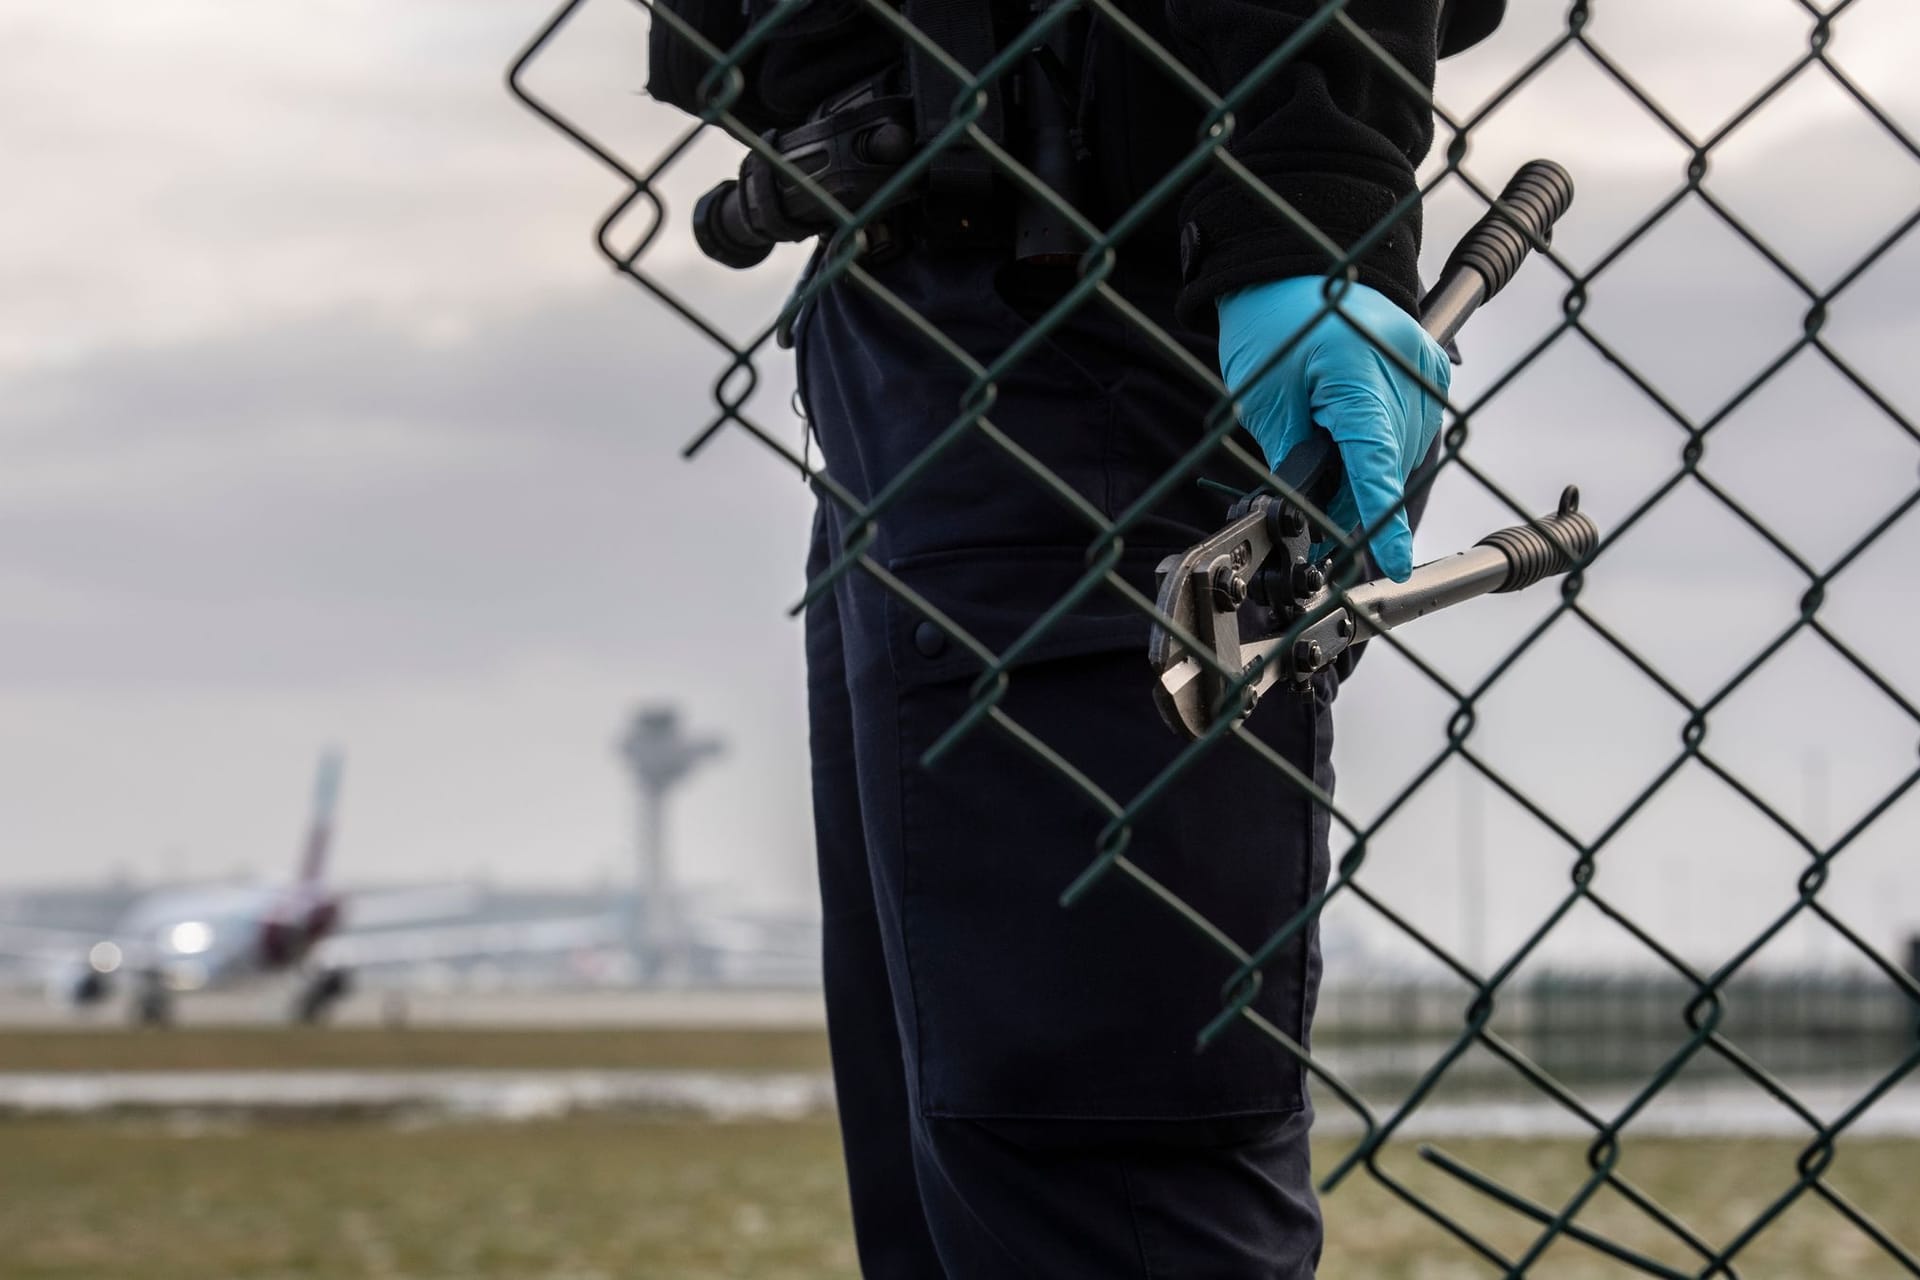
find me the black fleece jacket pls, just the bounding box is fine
[649,0,1503,324]
[1164,0,1502,326]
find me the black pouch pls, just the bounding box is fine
[649,0,899,131]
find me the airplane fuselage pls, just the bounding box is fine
[95,882,345,996]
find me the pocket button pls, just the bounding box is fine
[913,621,948,658]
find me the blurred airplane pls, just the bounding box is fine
[0,751,622,1025]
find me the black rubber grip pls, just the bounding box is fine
[1479,507,1598,593]
[1441,160,1575,303]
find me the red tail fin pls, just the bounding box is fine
[298,751,343,884]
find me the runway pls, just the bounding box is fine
[0,985,826,1030]
[0,1064,1913,1139]
[0,1067,835,1121]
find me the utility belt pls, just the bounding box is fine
[677,3,1093,273]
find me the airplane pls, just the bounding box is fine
[0,751,621,1025]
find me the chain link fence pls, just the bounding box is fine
[506,1,1920,1273]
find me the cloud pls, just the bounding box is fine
[0,0,733,367]
[0,287,811,686]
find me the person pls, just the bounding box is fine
[654,1,1503,1273]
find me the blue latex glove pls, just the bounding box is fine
[1218,277,1451,581]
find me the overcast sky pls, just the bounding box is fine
[2,0,1916,976]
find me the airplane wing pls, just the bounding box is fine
[681,912,823,986]
[0,923,102,962]
[344,884,488,930]
[316,915,623,969]
[689,913,821,962]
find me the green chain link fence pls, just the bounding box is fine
[506,1,1920,1273]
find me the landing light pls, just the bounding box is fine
[167,921,213,955]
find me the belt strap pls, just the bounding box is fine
[903,0,1006,220]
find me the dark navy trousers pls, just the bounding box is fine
[798,248,1336,1277]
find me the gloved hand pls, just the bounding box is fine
[1217,277,1451,582]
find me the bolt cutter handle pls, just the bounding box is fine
[1280,159,1576,535]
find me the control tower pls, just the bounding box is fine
[617,705,724,982]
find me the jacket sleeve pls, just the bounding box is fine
[1166,0,1448,329]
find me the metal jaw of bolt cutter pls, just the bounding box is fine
[1148,486,1599,741]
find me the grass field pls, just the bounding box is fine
[1,1116,1914,1279]
[1,1028,1915,1277]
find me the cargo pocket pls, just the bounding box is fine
[882,543,1322,1121]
